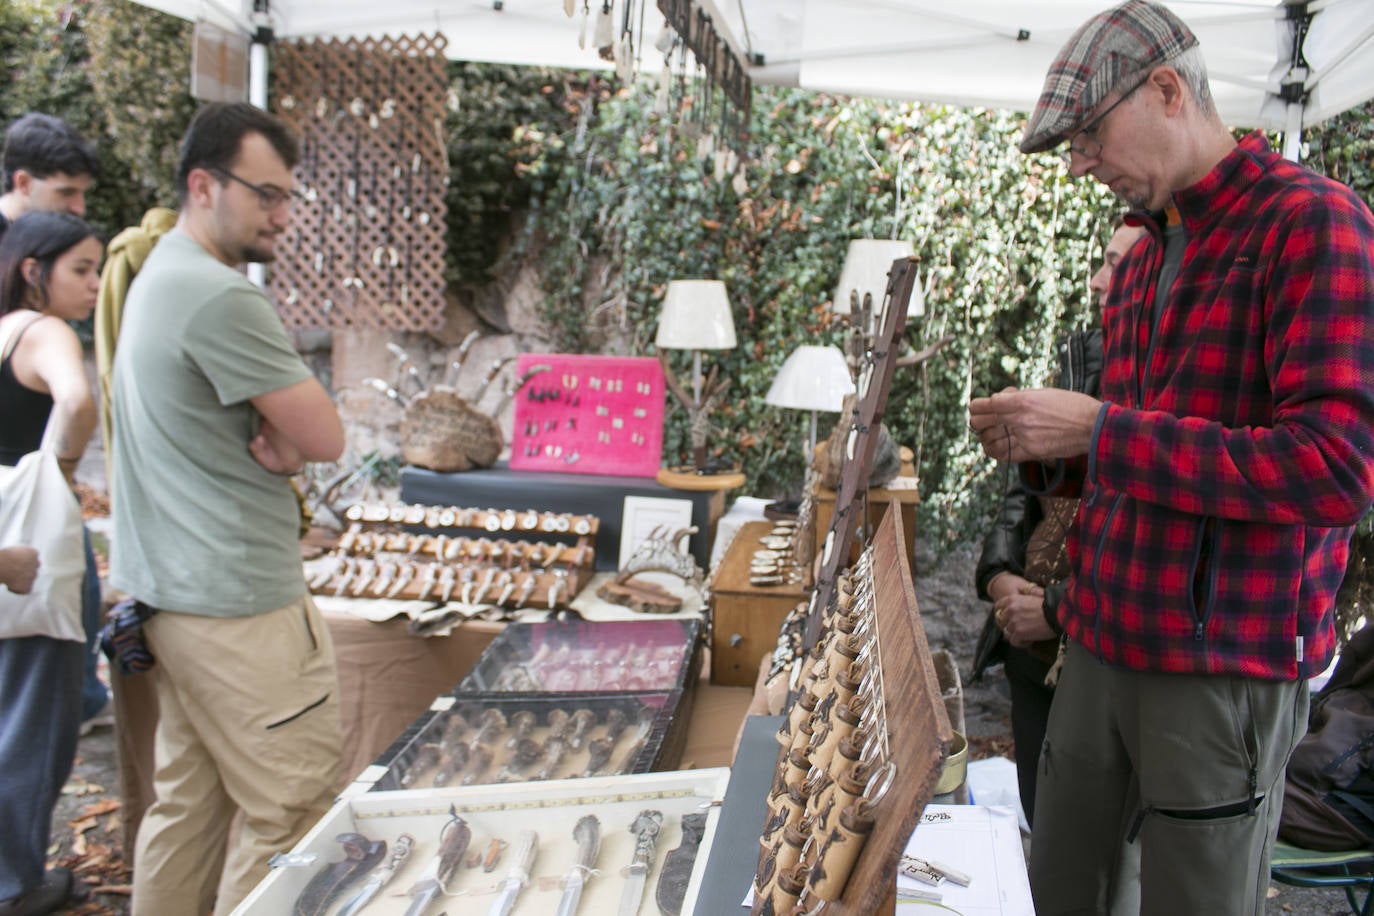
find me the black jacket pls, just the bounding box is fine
[971,328,1103,681]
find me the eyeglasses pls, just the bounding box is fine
[209,167,301,210]
[1059,75,1148,164]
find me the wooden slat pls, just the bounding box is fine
[269,34,449,330]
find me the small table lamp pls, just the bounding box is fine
[765,344,856,462]
[656,279,738,472]
[834,239,917,318]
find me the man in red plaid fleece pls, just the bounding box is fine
[969,1,1374,912]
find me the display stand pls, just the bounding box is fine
[804,257,920,649]
[401,463,719,571]
[709,520,806,686]
[752,503,952,914]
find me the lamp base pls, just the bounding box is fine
[656,466,746,492]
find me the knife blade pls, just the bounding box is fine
[443,329,482,388]
[487,828,538,916]
[654,812,707,916]
[617,810,663,916]
[335,832,415,916]
[554,815,602,916]
[402,810,471,916]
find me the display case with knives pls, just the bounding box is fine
[231,769,729,915]
[360,692,691,793]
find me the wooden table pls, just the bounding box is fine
[709,520,807,686]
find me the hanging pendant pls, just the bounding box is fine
[594,1,615,58]
[615,34,633,81]
[654,61,671,114]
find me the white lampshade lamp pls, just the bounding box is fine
[656,279,737,403]
[833,239,917,317]
[765,345,856,460]
[656,279,738,471]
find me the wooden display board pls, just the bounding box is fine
[270,34,449,330]
[805,257,920,649]
[509,353,666,477]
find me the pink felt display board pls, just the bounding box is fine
[509,353,665,477]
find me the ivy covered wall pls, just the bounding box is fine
[5,0,1374,588]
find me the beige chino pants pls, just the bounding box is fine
[131,596,342,916]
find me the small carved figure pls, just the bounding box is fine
[400,743,442,788]
[433,743,470,788]
[470,708,507,748]
[583,736,615,776]
[604,707,633,742]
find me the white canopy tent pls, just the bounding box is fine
[131,0,1374,147]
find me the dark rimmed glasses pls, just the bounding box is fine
[209,167,302,210]
[1059,75,1149,164]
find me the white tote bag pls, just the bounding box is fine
[0,448,84,641]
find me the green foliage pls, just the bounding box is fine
[444,62,576,287]
[523,81,1117,512]
[84,0,196,208]
[7,3,1374,602]
[0,0,192,237]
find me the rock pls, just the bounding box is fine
[400,388,503,472]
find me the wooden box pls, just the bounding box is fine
[813,477,919,566]
[709,520,805,687]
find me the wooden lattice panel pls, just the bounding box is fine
[270,34,449,330]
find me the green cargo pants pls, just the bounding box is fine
[1029,641,1308,915]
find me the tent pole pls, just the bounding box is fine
[247,0,273,286]
[1282,103,1304,163]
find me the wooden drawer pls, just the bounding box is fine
[709,520,805,687]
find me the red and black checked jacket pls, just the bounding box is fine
[1053,132,1374,680]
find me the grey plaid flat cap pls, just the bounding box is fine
[1020,0,1199,154]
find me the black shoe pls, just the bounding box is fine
[0,867,83,916]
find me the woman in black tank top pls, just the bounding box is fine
[0,210,103,913]
[0,211,102,475]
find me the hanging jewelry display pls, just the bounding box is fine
[655,0,753,160]
[802,256,919,651]
[753,505,954,915]
[270,34,449,331]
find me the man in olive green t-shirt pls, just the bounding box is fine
[110,103,345,916]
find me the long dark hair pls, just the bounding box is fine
[0,211,100,317]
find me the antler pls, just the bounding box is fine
[658,352,696,412]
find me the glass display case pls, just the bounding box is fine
[366,693,689,792]
[457,619,702,694]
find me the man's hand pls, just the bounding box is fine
[986,570,1032,604]
[0,546,40,594]
[969,387,1102,463]
[248,417,307,476]
[994,583,1057,648]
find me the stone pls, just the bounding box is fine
[400,388,503,472]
